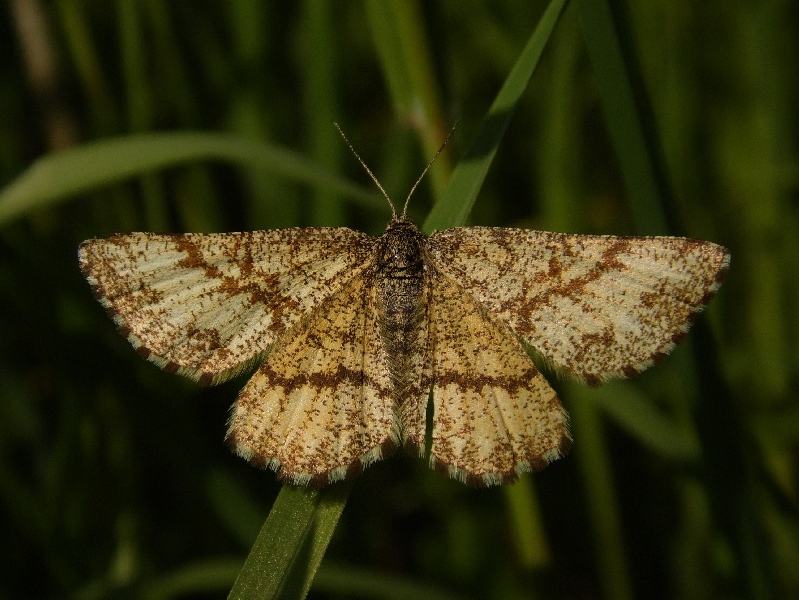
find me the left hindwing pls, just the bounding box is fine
[226,270,397,486]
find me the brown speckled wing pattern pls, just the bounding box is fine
[79,218,729,487]
[426,269,570,486]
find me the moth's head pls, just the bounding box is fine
[386,213,415,229]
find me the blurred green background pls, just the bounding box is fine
[1,1,797,599]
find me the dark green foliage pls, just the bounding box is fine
[1,1,797,598]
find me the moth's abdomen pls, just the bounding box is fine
[379,273,425,340]
[376,220,427,398]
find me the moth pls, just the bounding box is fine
[79,129,730,487]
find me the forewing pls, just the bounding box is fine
[226,271,397,485]
[79,228,376,384]
[427,269,571,487]
[429,228,730,385]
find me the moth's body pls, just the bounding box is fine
[375,218,428,405]
[78,132,730,487]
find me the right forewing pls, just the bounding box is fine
[429,227,729,385]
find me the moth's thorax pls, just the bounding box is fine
[377,217,425,276]
[375,217,428,396]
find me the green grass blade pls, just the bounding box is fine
[301,0,346,226]
[117,0,169,233]
[138,558,242,600]
[227,482,352,600]
[567,385,634,600]
[422,0,570,234]
[577,3,777,598]
[502,476,551,569]
[0,132,381,225]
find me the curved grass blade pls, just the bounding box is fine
[0,132,381,225]
[589,382,699,462]
[139,558,242,600]
[423,0,570,233]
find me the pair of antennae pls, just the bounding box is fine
[334,121,459,220]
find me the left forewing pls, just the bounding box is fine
[79,228,377,384]
[428,227,730,385]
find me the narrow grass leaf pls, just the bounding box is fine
[575,4,778,599]
[227,482,352,600]
[367,0,451,199]
[0,132,381,225]
[575,0,670,235]
[206,468,267,548]
[140,558,242,600]
[502,476,551,568]
[567,383,634,600]
[301,0,346,226]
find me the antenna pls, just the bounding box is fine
[334,122,396,219]
[335,120,460,220]
[401,120,459,217]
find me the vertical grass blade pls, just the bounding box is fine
[301,0,345,226]
[117,0,169,232]
[567,386,633,600]
[502,477,551,569]
[576,1,776,598]
[367,0,451,200]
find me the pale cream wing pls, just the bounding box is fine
[226,271,398,485]
[429,228,730,385]
[427,270,571,487]
[78,228,377,385]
